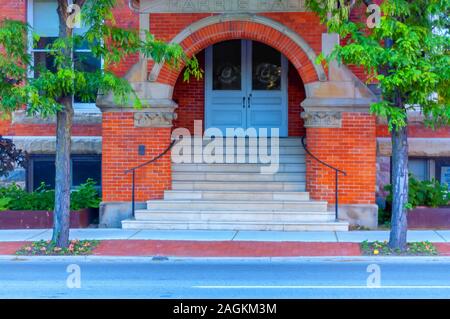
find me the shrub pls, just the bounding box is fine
[0,179,101,211]
[70,179,101,211]
[384,174,450,209]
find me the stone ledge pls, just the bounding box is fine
[377,137,450,157]
[4,136,102,154]
[12,110,102,125]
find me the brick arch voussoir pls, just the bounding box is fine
[155,21,320,86]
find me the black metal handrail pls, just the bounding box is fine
[124,140,177,218]
[301,136,346,220]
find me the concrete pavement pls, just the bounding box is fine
[1,257,450,298]
[0,229,449,243]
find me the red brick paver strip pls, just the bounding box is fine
[92,240,362,257]
[435,243,450,256]
[0,242,26,255]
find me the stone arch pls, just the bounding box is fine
[149,14,327,88]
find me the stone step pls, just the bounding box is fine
[122,219,349,231]
[179,137,304,147]
[164,190,310,201]
[172,154,305,164]
[145,200,328,212]
[174,146,306,155]
[134,210,335,223]
[172,172,306,182]
[172,181,306,192]
[172,163,306,173]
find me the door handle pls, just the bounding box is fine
[247,94,252,108]
[242,97,246,108]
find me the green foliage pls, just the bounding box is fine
[16,239,100,256]
[0,183,55,211]
[0,197,11,211]
[384,174,450,209]
[0,179,101,211]
[361,240,438,256]
[70,179,101,211]
[307,0,450,131]
[0,0,202,118]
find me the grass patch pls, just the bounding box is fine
[361,240,438,256]
[16,240,100,256]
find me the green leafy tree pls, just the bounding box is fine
[0,0,201,247]
[307,0,449,250]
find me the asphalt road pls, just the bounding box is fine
[0,257,450,299]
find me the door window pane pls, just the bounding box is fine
[252,41,282,91]
[213,40,241,90]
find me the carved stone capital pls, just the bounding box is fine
[134,110,178,128]
[301,111,342,128]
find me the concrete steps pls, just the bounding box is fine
[134,210,335,223]
[171,181,307,192]
[172,163,306,173]
[173,172,306,182]
[163,190,310,201]
[122,220,349,231]
[145,200,328,212]
[122,137,349,232]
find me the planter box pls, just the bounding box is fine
[0,208,96,229]
[408,206,450,229]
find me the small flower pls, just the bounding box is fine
[373,249,379,255]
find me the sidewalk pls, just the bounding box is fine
[0,228,449,242]
[1,229,450,257]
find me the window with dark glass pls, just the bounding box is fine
[28,155,101,191]
[252,41,282,91]
[213,40,242,91]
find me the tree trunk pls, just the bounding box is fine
[52,102,73,247]
[389,123,409,251]
[51,1,74,248]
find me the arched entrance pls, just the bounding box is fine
[205,40,288,136]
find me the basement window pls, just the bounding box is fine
[27,155,101,191]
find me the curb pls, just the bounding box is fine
[2,255,450,263]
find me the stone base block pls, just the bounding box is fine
[335,204,379,229]
[99,201,146,228]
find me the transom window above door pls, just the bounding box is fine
[28,0,102,113]
[205,40,288,136]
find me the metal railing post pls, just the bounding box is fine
[124,140,176,220]
[335,171,339,220]
[301,136,346,223]
[131,170,136,219]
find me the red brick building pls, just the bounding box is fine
[1,0,449,230]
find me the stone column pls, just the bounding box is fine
[97,93,177,227]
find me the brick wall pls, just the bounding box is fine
[306,113,377,204]
[102,112,172,202]
[377,123,450,138]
